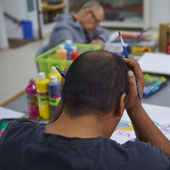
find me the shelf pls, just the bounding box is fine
[99,21,144,28]
[63,0,148,29]
[104,10,142,13]
[42,2,65,10]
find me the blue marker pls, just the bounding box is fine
[118,31,141,100]
[53,64,66,79]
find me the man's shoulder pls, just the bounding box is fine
[0,119,39,141]
[55,14,72,21]
[122,139,170,164]
[103,138,170,169]
[104,137,167,158]
[8,119,37,128]
[122,139,163,154]
[54,14,81,30]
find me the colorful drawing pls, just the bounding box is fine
[129,138,136,141]
[113,120,170,144]
[115,130,131,137]
[160,124,170,134]
[116,121,134,130]
[143,74,167,96]
[116,120,170,134]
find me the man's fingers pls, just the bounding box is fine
[64,68,68,74]
[125,59,145,101]
[124,59,143,76]
[127,70,137,94]
[124,58,144,85]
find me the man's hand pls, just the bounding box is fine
[90,38,104,49]
[124,59,170,154]
[124,58,145,111]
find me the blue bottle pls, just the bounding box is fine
[64,40,73,60]
[48,76,61,116]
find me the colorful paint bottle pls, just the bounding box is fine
[64,40,73,60]
[35,72,50,120]
[48,76,61,116]
[48,66,61,82]
[26,79,39,117]
[70,46,80,60]
[56,45,67,60]
[166,31,170,54]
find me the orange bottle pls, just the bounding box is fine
[56,45,67,60]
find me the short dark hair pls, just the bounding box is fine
[62,50,129,117]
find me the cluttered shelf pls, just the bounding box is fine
[100,21,143,28]
[41,0,65,25]
[42,2,65,10]
[67,0,147,29]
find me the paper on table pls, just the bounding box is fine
[138,53,170,76]
[111,103,170,144]
[105,31,143,44]
[0,107,25,120]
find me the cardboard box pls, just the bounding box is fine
[159,22,170,53]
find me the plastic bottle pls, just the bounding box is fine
[70,46,80,60]
[48,66,61,82]
[48,76,61,116]
[56,45,67,60]
[64,40,74,60]
[26,79,39,117]
[35,72,50,120]
[166,31,170,54]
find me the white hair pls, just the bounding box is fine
[82,1,102,9]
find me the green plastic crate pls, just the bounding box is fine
[35,43,101,77]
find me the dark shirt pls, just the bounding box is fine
[0,119,170,170]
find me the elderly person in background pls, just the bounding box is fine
[47,1,110,49]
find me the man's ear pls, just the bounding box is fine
[114,93,126,118]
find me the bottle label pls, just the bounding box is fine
[49,97,60,106]
[38,93,49,104]
[28,103,38,108]
[27,95,38,105]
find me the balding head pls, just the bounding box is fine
[82,1,102,10]
[62,50,129,117]
[82,1,104,22]
[74,1,104,32]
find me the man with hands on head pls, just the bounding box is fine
[124,58,170,155]
[1,50,170,170]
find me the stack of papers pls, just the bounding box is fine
[0,107,25,120]
[138,53,170,75]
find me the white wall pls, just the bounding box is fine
[149,0,170,27]
[0,0,9,48]
[2,0,39,39]
[19,0,39,38]
[2,0,22,38]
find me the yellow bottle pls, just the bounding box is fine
[48,66,61,82]
[36,72,51,120]
[56,45,67,60]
